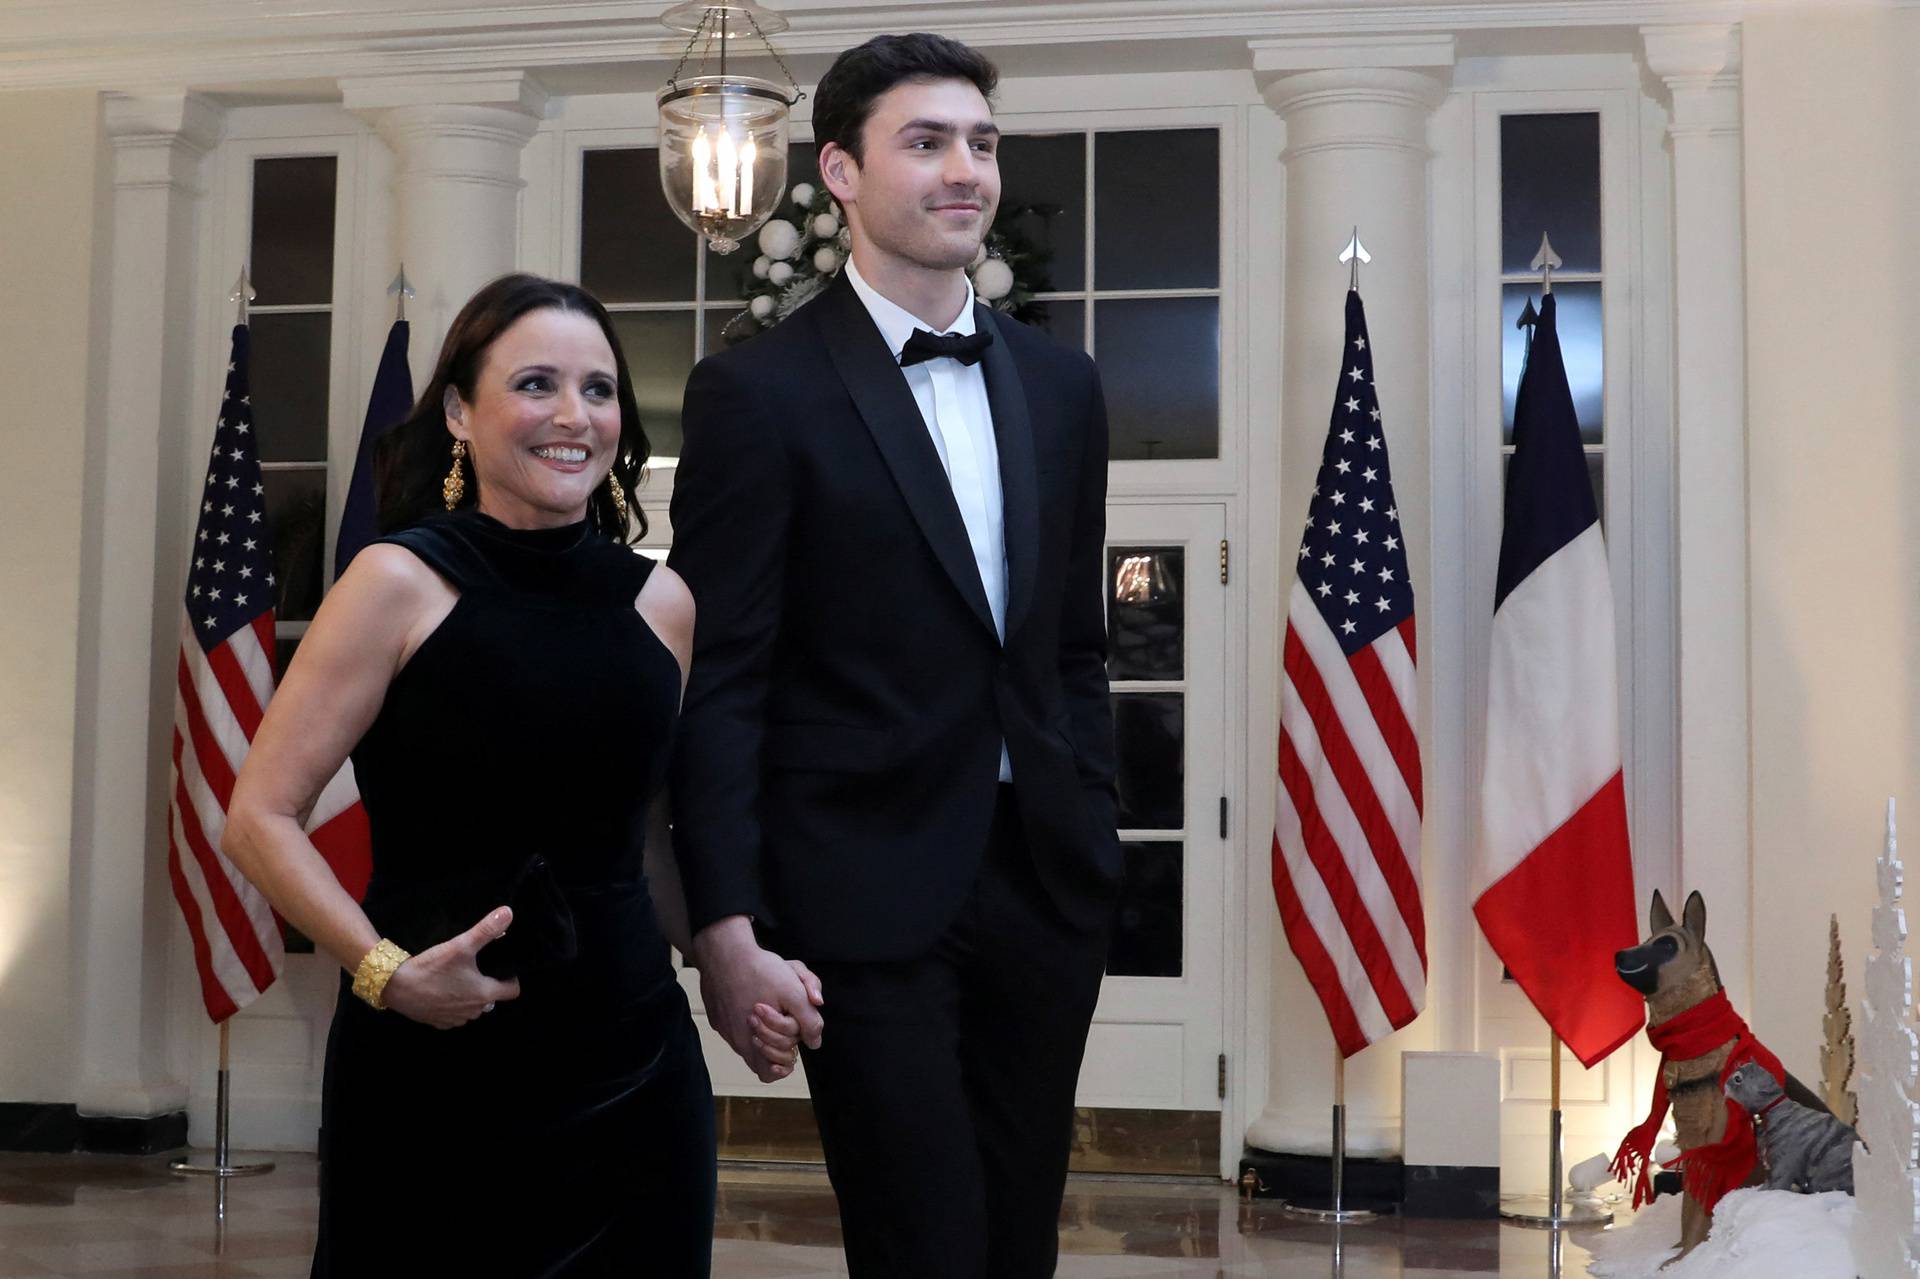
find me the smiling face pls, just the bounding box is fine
[444,306,621,529]
[821,76,1001,275]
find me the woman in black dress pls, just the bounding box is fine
[224,274,815,1277]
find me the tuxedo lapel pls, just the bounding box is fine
[977,305,1038,641]
[815,276,999,638]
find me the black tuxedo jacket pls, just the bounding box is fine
[667,273,1121,961]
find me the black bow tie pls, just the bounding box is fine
[899,327,993,368]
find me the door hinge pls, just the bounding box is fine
[1219,796,1229,840]
[1218,1053,1228,1100]
[1219,539,1229,585]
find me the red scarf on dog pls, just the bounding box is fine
[1610,990,1783,1214]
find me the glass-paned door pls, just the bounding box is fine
[1076,502,1227,1113]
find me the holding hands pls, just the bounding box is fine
[691,915,825,1082]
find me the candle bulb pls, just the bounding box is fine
[738,135,756,217]
[716,128,738,216]
[691,130,714,212]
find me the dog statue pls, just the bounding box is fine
[1611,890,1830,1258]
[1724,1062,1857,1195]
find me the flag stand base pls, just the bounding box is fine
[1499,1040,1612,1229]
[169,1024,275,1180]
[1281,1052,1383,1224]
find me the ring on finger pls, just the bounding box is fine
[482,1002,497,1014]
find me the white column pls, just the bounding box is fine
[341,71,546,383]
[69,91,222,1119]
[1640,24,1750,1011]
[1246,36,1452,1156]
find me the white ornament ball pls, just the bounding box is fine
[971,242,988,268]
[749,294,776,320]
[830,202,842,219]
[973,257,1015,301]
[791,182,816,207]
[757,219,801,261]
[813,245,843,274]
[811,213,840,239]
[767,261,795,286]
[751,255,771,279]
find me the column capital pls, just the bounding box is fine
[339,69,549,118]
[1250,33,1456,78]
[344,72,546,196]
[1252,37,1452,156]
[101,92,222,190]
[1640,23,1741,138]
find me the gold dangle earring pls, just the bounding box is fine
[606,470,629,522]
[443,439,467,510]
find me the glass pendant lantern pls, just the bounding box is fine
[656,2,802,255]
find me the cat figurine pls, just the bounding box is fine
[1723,1062,1858,1195]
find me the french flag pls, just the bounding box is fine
[1472,293,1643,1069]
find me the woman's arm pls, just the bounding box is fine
[223,544,517,1027]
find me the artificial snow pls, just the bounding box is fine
[1583,1188,1857,1278]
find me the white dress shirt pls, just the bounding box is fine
[844,258,1012,782]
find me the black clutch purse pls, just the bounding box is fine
[474,854,579,980]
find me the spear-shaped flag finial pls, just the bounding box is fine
[1531,233,1563,295]
[229,266,257,325]
[1339,228,1371,292]
[387,265,416,322]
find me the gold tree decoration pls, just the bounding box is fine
[1823,912,1858,1126]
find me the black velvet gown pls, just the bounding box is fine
[312,510,713,1278]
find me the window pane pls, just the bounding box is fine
[609,310,695,461]
[262,468,326,622]
[1501,113,1601,275]
[1114,692,1183,830]
[1095,297,1218,460]
[250,156,336,306]
[996,132,1085,293]
[1108,546,1183,681]
[250,311,331,462]
[1095,129,1218,290]
[275,631,300,682]
[707,145,822,303]
[702,307,739,360]
[581,149,698,303]
[1108,841,1183,978]
[1501,283,1602,445]
[1032,299,1083,352]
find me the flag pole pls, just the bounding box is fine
[1282,1045,1378,1223]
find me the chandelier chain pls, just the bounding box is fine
[663,6,804,102]
[664,7,715,89]
[748,11,806,102]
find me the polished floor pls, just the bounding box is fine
[0,1150,1610,1277]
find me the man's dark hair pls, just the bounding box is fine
[812,33,999,165]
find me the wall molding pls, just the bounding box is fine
[0,0,1743,92]
[0,1103,188,1155]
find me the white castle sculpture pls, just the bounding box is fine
[1855,799,1920,1278]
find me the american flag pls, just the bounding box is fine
[1271,290,1427,1057]
[167,324,370,1023]
[168,323,286,1022]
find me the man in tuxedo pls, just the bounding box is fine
[668,32,1120,1277]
